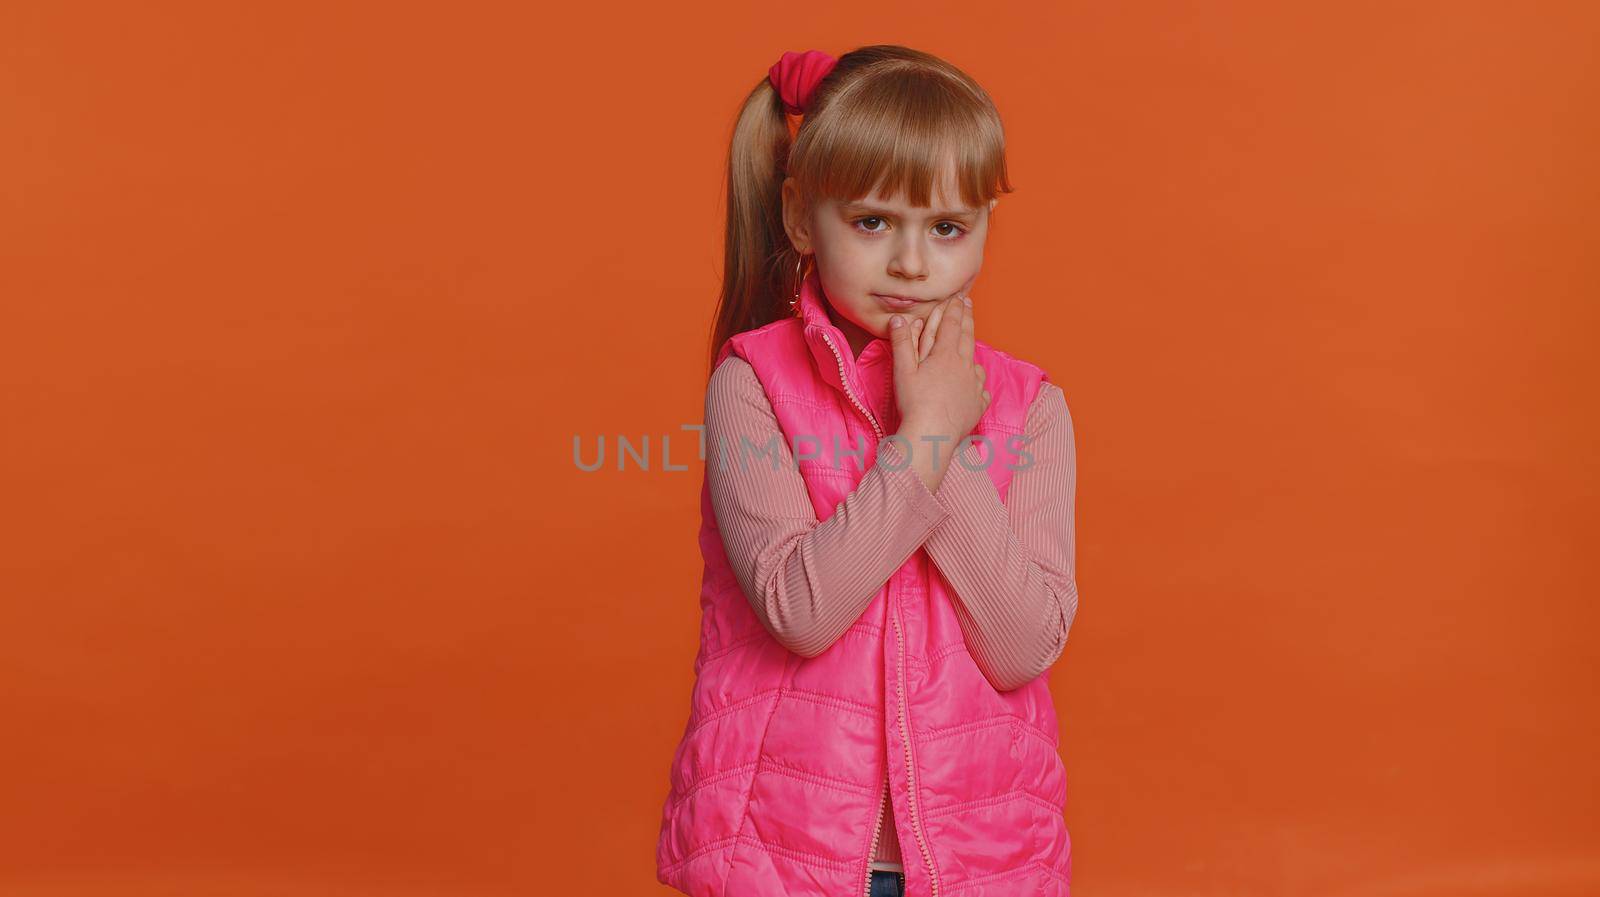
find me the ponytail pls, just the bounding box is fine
[705,78,799,379]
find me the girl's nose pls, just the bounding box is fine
[887,242,930,279]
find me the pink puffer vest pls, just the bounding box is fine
[656,269,1072,897]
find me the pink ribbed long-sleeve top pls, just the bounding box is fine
[703,354,1080,873]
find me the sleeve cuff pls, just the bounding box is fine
[933,439,1000,511]
[875,438,952,528]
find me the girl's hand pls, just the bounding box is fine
[911,300,945,362]
[909,276,972,361]
[889,294,990,452]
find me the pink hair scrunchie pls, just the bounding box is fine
[768,49,838,116]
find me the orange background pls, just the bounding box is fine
[3,2,1596,895]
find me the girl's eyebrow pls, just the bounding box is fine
[842,203,981,219]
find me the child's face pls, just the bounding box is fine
[783,170,998,356]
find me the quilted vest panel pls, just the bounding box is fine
[656,269,1072,897]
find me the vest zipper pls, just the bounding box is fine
[822,329,929,892]
[819,332,885,442]
[862,774,887,897]
[892,596,940,896]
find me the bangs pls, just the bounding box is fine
[788,67,1012,213]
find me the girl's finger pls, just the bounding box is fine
[959,295,976,361]
[911,318,924,356]
[920,301,946,361]
[920,300,947,362]
[934,295,964,356]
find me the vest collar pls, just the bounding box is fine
[796,267,890,398]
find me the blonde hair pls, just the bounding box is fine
[706,44,1015,377]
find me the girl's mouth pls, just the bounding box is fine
[873,294,931,311]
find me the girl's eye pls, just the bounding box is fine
[852,217,968,239]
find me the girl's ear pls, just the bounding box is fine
[781,177,813,254]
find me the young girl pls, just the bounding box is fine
[656,45,1079,897]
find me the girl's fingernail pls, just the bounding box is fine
[890,315,904,328]
[963,296,973,307]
